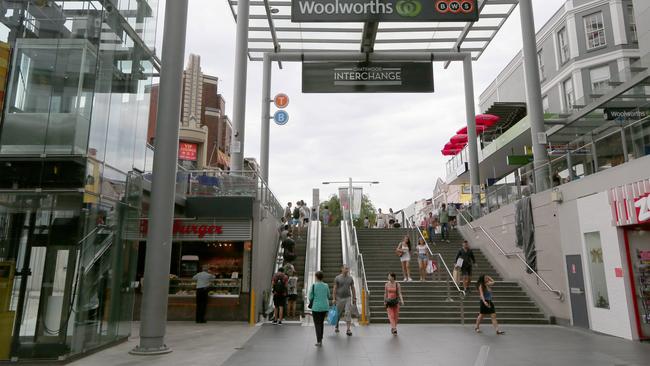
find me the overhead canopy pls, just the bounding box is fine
[227,0,519,62]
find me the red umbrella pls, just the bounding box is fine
[450,134,468,143]
[457,125,487,135]
[476,114,500,127]
[441,149,457,156]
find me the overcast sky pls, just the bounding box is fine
[158,0,567,211]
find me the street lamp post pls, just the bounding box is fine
[321,179,379,221]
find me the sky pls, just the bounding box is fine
[157,0,567,211]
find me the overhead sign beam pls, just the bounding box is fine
[360,21,379,53]
[291,0,479,22]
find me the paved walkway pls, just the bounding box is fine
[69,322,258,366]
[221,324,650,366]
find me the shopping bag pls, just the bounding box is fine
[452,267,460,283]
[455,258,464,268]
[426,260,437,274]
[327,305,339,326]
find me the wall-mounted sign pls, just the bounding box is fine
[274,93,289,109]
[608,178,650,226]
[303,62,434,93]
[273,110,289,125]
[292,0,479,22]
[604,108,648,121]
[128,219,253,241]
[506,155,534,166]
[178,142,198,161]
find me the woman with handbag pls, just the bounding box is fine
[384,272,404,335]
[308,271,331,347]
[395,236,412,282]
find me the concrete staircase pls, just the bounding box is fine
[320,227,343,294]
[357,228,548,324]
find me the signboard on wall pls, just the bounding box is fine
[634,193,650,224]
[303,62,434,93]
[292,0,479,22]
[608,178,650,226]
[179,142,198,161]
[126,219,253,241]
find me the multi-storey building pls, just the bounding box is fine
[480,0,640,115]
[0,1,160,361]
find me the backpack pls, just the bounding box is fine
[273,275,286,294]
[293,207,300,219]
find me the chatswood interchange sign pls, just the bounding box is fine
[303,62,434,93]
[292,0,479,22]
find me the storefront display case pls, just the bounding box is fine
[171,278,241,298]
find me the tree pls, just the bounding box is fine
[319,194,377,228]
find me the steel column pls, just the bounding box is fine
[260,54,272,182]
[463,55,481,217]
[130,0,189,355]
[519,0,550,192]
[230,0,251,172]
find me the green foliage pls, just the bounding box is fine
[319,194,377,228]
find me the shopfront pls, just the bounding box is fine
[132,218,253,321]
[610,178,650,340]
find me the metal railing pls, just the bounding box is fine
[404,217,467,324]
[265,236,285,320]
[458,210,564,300]
[342,219,370,324]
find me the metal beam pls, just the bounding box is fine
[262,0,282,68]
[443,0,490,69]
[360,22,379,53]
[266,51,471,62]
[250,48,483,54]
[249,37,493,44]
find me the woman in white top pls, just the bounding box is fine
[415,238,429,281]
[395,236,412,281]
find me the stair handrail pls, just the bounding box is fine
[404,218,466,297]
[351,224,370,324]
[458,210,564,300]
[266,233,285,319]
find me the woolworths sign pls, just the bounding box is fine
[292,0,479,22]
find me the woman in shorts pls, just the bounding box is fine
[415,238,429,281]
[286,269,299,319]
[475,274,505,335]
[395,236,412,282]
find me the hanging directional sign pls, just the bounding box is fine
[273,110,289,125]
[303,61,434,93]
[274,93,289,109]
[292,0,479,22]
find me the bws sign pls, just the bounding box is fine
[292,0,478,22]
[303,61,434,93]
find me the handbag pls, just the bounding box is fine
[385,298,400,308]
[395,248,404,257]
[426,260,435,274]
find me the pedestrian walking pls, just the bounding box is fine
[376,208,386,228]
[282,232,296,263]
[426,212,435,244]
[333,265,357,336]
[271,267,288,325]
[415,238,429,281]
[287,269,299,319]
[455,240,476,292]
[384,272,404,335]
[311,207,318,221]
[475,275,505,335]
[193,265,215,323]
[308,271,331,347]
[439,204,450,242]
[292,202,301,227]
[395,235,413,282]
[284,202,293,223]
[321,205,330,227]
[388,208,396,228]
[448,203,458,229]
[364,216,370,228]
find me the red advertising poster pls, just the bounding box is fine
[178,142,197,161]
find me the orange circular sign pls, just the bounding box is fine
[274,93,289,109]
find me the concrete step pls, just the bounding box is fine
[370,317,550,324]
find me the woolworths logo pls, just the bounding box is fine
[395,0,421,17]
[297,0,395,15]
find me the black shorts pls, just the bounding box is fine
[273,294,286,308]
[461,266,472,276]
[480,300,496,315]
[287,294,298,301]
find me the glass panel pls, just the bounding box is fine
[584,232,609,309]
[627,117,650,159]
[595,130,625,171]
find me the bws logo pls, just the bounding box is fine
[396,0,422,17]
[435,0,474,14]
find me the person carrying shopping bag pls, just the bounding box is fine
[384,272,405,335]
[308,271,331,347]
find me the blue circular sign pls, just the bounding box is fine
[273,110,289,125]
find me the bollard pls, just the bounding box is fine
[360,290,368,325]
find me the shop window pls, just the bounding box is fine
[584,232,610,309]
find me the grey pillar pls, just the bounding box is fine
[260,53,272,182]
[519,0,550,192]
[230,0,251,172]
[130,0,188,355]
[462,55,481,217]
[620,127,629,162]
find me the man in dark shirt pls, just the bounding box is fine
[282,232,296,263]
[455,240,476,292]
